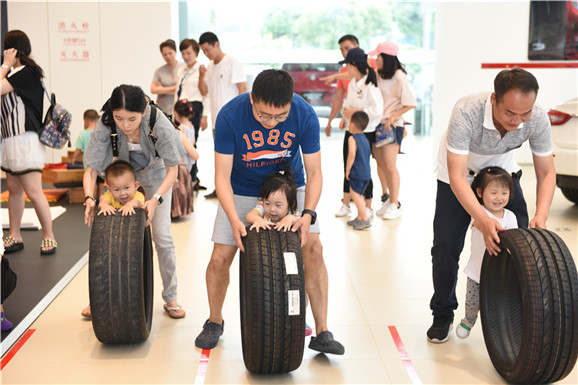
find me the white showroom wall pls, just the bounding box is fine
[433,1,578,164]
[5,0,173,163]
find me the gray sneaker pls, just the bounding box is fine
[309,331,345,355]
[347,218,361,226]
[353,219,371,230]
[195,319,224,349]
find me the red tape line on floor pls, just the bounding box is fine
[388,325,422,385]
[1,329,36,370]
[194,348,211,384]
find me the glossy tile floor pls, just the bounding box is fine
[1,130,577,384]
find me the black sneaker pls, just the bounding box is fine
[381,193,390,203]
[195,319,224,349]
[427,316,453,343]
[309,331,345,355]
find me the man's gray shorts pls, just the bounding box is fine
[211,187,320,246]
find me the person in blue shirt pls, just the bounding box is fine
[194,69,344,355]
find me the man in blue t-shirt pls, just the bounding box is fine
[194,69,344,355]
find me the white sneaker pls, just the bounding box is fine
[335,204,352,217]
[366,207,374,219]
[382,201,402,220]
[376,200,391,216]
[456,318,474,339]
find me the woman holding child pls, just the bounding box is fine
[82,84,186,319]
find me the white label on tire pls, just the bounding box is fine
[283,252,298,275]
[288,290,300,315]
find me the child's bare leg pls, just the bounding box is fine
[349,189,367,221]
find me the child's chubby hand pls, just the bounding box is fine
[97,202,116,216]
[249,217,273,233]
[274,215,295,232]
[119,204,137,217]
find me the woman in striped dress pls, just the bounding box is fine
[1,30,57,255]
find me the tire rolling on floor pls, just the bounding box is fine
[480,228,578,384]
[89,210,154,344]
[240,227,306,374]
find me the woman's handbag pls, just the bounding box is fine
[38,81,72,149]
[374,123,395,147]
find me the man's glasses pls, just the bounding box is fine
[254,106,289,122]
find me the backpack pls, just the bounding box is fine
[38,81,72,149]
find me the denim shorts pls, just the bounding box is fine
[392,125,404,145]
[212,186,320,246]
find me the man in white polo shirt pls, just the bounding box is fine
[427,67,556,343]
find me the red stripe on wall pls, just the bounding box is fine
[482,62,578,69]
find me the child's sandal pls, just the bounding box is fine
[40,239,57,255]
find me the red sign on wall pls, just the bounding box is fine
[57,21,90,62]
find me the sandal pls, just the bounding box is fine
[163,303,186,319]
[40,239,57,255]
[3,236,24,253]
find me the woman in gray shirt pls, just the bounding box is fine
[151,39,185,117]
[82,84,186,319]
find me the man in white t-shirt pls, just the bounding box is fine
[427,67,556,344]
[198,32,247,198]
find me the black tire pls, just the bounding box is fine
[560,187,578,204]
[240,227,306,374]
[89,210,154,344]
[480,228,578,384]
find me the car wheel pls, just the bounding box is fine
[560,187,578,204]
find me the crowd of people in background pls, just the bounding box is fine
[1,28,556,355]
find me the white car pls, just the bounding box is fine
[548,98,578,204]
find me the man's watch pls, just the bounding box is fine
[153,194,163,205]
[302,209,317,225]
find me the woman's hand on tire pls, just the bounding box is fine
[142,199,159,226]
[84,199,96,227]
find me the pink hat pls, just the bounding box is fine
[368,41,398,57]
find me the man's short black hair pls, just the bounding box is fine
[494,67,539,103]
[199,32,219,46]
[251,69,294,108]
[338,34,359,45]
